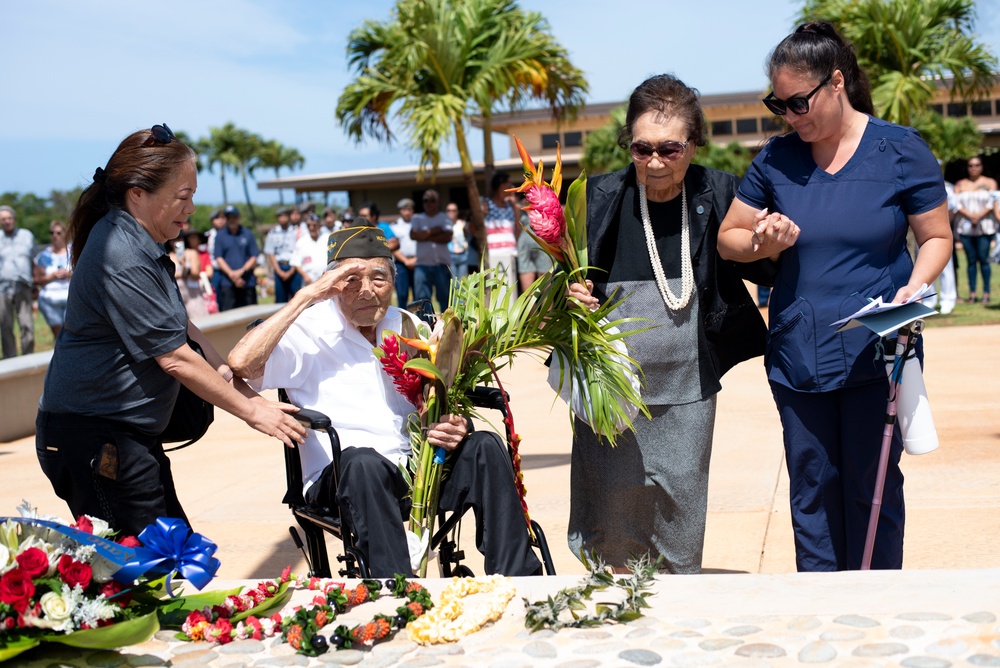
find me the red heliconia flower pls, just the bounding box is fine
[524,184,566,246]
[379,333,425,409]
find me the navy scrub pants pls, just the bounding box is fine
[770,380,904,571]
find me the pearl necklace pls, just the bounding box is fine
[639,181,694,311]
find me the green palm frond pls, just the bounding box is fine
[447,267,649,444]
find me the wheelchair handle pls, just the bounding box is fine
[294,407,332,430]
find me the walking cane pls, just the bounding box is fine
[860,319,922,570]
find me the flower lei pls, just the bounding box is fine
[180,570,293,644]
[180,573,432,656]
[282,574,431,656]
[408,575,516,644]
[523,552,659,632]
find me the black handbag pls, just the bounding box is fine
[161,337,215,451]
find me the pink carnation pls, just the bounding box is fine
[524,185,566,244]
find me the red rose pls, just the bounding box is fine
[72,516,94,533]
[57,554,92,589]
[100,580,131,607]
[118,535,141,548]
[0,569,35,614]
[15,547,50,579]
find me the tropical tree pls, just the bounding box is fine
[799,0,997,133]
[255,140,305,205]
[203,123,263,222]
[581,105,629,175]
[172,130,205,174]
[204,124,241,206]
[472,4,588,194]
[336,0,587,259]
[694,141,754,178]
[917,112,985,168]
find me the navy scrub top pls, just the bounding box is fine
[736,116,946,393]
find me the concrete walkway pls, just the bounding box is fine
[2,323,998,666]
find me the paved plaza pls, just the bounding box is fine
[1,320,998,666]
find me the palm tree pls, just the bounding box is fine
[471,3,588,196]
[800,0,997,130]
[226,127,264,225]
[256,140,305,205]
[336,0,587,260]
[204,124,242,206]
[917,112,984,168]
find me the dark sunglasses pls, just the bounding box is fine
[629,140,689,162]
[141,123,176,147]
[762,74,831,116]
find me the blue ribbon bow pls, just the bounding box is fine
[114,517,220,596]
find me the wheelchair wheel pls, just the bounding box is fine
[452,564,475,578]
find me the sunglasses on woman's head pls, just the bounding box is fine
[629,140,689,162]
[141,123,176,147]
[762,73,831,116]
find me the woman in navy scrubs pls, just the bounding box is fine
[718,22,952,571]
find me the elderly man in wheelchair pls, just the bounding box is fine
[228,226,542,578]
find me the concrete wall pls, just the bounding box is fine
[0,304,280,443]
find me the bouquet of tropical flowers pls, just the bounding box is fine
[374,142,648,574]
[0,502,223,663]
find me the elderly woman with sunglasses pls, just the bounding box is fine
[718,22,951,572]
[36,124,305,536]
[567,74,773,574]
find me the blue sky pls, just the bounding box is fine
[2,0,998,207]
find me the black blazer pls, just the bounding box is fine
[586,163,771,393]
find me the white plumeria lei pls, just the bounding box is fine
[407,575,516,645]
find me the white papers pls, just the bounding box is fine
[830,284,937,337]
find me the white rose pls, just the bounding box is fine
[85,516,112,538]
[40,591,75,633]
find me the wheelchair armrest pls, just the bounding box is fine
[294,407,332,431]
[466,386,508,411]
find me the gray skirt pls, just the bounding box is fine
[568,395,717,574]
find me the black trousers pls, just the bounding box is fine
[36,411,188,536]
[218,284,258,311]
[309,432,541,578]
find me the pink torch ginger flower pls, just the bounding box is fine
[524,185,566,245]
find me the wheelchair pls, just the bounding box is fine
[281,385,557,579]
